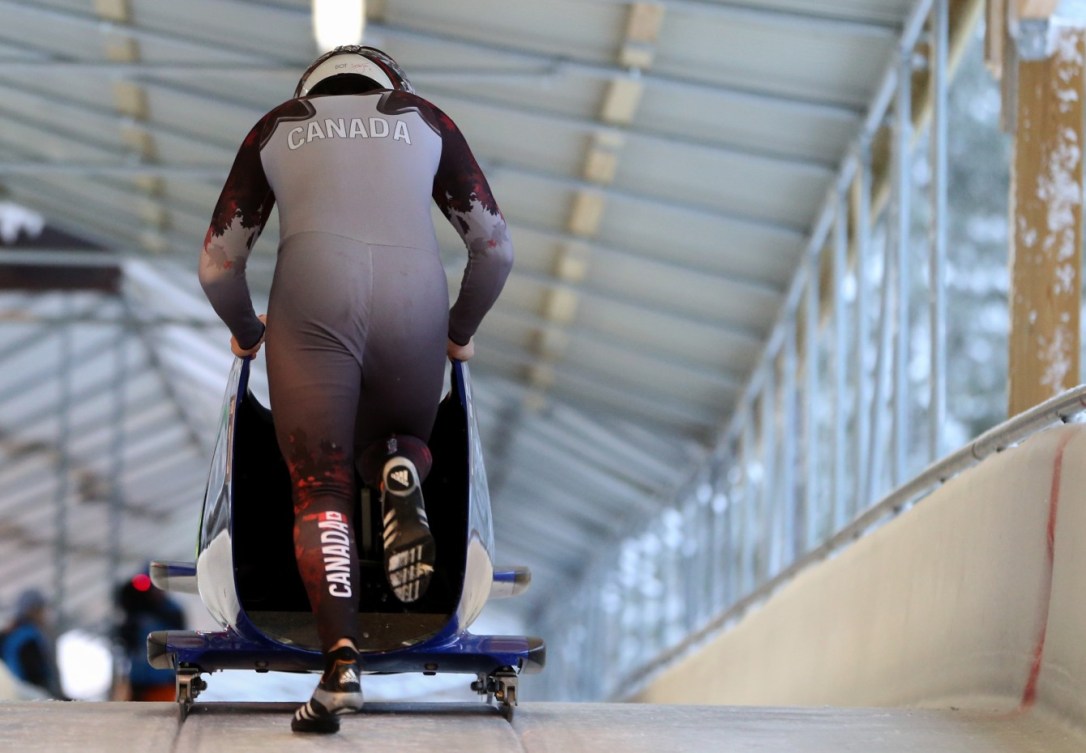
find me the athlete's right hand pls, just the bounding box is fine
[231,314,267,358]
[447,336,474,361]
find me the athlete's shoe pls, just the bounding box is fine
[291,645,364,734]
[381,456,435,603]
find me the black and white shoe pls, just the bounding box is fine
[291,646,364,734]
[381,456,435,603]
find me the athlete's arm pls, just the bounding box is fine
[199,115,276,351]
[431,109,513,347]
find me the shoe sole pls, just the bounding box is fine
[382,461,436,603]
[386,537,435,602]
[291,716,340,734]
[292,698,354,734]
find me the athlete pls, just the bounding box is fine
[198,46,513,733]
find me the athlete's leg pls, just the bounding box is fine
[267,239,378,733]
[354,244,448,480]
[267,327,367,733]
[267,332,362,652]
[265,238,374,654]
[355,246,448,602]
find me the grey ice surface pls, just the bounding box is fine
[510,703,1086,753]
[0,700,179,752]
[2,700,1085,753]
[175,701,516,753]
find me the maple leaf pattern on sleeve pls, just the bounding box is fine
[203,242,242,273]
[203,99,313,268]
[427,108,500,219]
[199,100,311,350]
[407,95,512,345]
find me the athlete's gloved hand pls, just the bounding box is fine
[447,336,474,361]
[231,314,267,358]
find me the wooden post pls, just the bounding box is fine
[1008,25,1085,415]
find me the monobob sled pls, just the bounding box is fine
[147,355,545,717]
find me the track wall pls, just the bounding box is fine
[637,424,1086,729]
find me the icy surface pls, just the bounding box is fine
[1,702,1084,752]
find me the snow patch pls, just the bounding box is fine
[0,201,45,245]
[1054,261,1078,294]
[1037,325,1075,392]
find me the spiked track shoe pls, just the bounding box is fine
[381,456,435,603]
[291,646,364,733]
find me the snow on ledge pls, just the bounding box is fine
[0,201,45,245]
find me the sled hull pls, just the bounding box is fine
[148,628,545,676]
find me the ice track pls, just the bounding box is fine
[2,701,1084,753]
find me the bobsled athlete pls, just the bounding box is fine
[198,45,513,733]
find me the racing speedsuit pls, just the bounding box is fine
[199,89,513,650]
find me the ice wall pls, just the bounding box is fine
[637,423,1086,730]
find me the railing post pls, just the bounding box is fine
[929,0,949,461]
[832,190,850,529]
[853,147,872,512]
[803,257,820,546]
[893,50,913,487]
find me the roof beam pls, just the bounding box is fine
[0,294,113,361]
[482,268,765,348]
[508,417,669,497]
[497,471,630,535]
[0,59,851,169]
[0,74,817,235]
[488,302,751,391]
[529,2,668,407]
[481,410,661,498]
[487,531,580,580]
[498,470,656,528]
[574,0,903,31]
[0,248,124,268]
[371,21,865,113]
[0,0,869,116]
[0,329,126,410]
[0,0,280,64]
[494,496,607,553]
[549,402,686,482]
[479,343,727,433]
[513,219,783,305]
[120,296,211,456]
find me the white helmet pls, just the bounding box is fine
[295,45,413,97]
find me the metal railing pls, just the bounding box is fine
[613,384,1086,698]
[531,0,1051,701]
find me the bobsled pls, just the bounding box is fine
[147,356,544,718]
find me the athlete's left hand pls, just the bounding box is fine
[231,314,267,358]
[447,336,474,361]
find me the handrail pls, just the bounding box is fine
[614,384,1086,698]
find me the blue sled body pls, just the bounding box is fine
[148,357,543,712]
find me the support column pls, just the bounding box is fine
[1007,22,1085,413]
